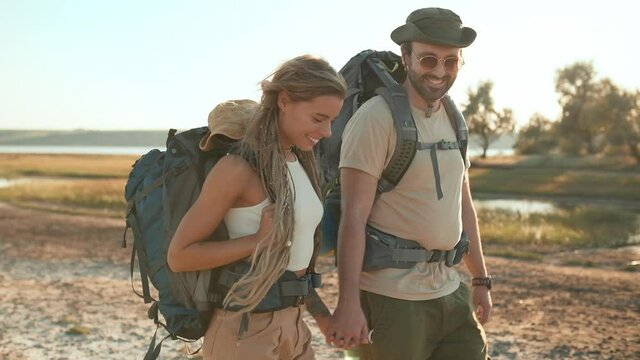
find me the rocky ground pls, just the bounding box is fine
[0,203,638,359]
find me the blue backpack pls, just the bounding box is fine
[123,127,234,360]
[316,50,469,255]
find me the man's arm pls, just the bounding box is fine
[461,171,492,324]
[325,167,378,348]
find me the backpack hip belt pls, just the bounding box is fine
[362,225,469,272]
[215,261,322,313]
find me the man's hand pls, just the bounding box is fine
[471,285,492,324]
[325,302,370,349]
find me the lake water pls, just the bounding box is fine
[474,198,557,215]
[0,145,515,157]
[0,178,15,188]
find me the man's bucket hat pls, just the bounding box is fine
[391,7,476,48]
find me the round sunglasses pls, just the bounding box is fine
[411,51,464,73]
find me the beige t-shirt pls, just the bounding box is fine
[339,96,468,300]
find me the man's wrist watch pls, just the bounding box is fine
[471,276,492,290]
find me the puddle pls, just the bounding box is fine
[0,178,33,188]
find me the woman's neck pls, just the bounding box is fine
[282,146,297,162]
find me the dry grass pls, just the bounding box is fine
[478,206,639,256]
[472,154,640,171]
[469,155,640,200]
[0,153,638,232]
[0,153,137,178]
[469,167,640,200]
[0,178,126,216]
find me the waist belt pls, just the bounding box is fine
[215,261,321,313]
[362,225,469,271]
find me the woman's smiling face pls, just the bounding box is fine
[277,93,344,152]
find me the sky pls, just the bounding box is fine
[1,0,638,131]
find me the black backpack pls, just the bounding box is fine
[123,127,234,360]
[316,50,469,255]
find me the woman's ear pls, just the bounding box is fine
[277,91,290,113]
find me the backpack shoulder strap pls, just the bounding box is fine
[441,95,469,161]
[166,129,177,148]
[365,56,418,193]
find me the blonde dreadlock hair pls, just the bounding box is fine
[223,55,346,313]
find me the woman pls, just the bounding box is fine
[167,55,346,359]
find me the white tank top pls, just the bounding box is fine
[223,159,323,271]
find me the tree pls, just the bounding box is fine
[628,92,640,163]
[555,62,605,154]
[463,81,515,158]
[514,113,558,155]
[604,85,640,163]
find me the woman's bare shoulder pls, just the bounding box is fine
[213,153,254,174]
[203,153,256,190]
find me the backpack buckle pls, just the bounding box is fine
[292,295,305,307]
[310,272,322,288]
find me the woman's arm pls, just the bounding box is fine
[306,288,332,335]
[167,155,271,272]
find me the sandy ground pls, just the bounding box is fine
[0,202,639,360]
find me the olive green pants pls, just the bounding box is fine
[359,283,488,360]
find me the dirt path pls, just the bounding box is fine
[0,203,638,359]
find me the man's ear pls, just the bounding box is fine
[400,52,409,69]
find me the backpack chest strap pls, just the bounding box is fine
[416,140,464,200]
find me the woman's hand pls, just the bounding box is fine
[255,203,275,244]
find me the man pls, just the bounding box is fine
[326,8,492,360]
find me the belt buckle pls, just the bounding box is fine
[425,249,435,262]
[293,276,309,307]
[428,250,444,263]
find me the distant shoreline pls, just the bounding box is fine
[0,129,170,147]
[0,145,157,156]
[0,129,516,152]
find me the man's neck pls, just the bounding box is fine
[402,81,441,117]
[424,101,441,117]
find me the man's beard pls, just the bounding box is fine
[406,65,455,102]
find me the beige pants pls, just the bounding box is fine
[201,305,315,360]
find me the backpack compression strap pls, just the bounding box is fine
[366,56,418,193]
[414,96,468,200]
[126,208,154,304]
[441,95,469,161]
[416,140,465,200]
[125,165,187,305]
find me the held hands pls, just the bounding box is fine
[324,303,370,349]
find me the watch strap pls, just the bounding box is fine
[471,276,492,290]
